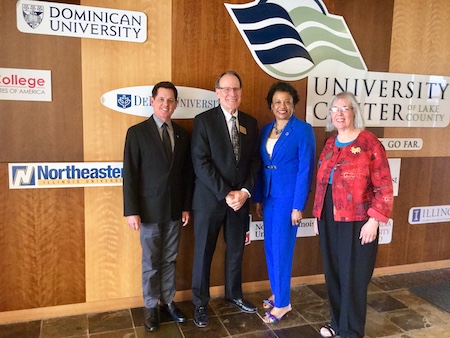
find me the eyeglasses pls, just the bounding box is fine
[329,106,353,113]
[217,87,242,93]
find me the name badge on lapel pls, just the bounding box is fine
[239,125,247,134]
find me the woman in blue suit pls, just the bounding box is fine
[254,82,316,323]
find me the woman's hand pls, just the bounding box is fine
[314,218,319,235]
[291,209,303,226]
[360,217,379,245]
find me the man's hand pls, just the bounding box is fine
[181,211,190,226]
[225,190,248,211]
[127,215,141,230]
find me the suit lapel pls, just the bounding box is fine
[260,121,273,164]
[271,117,295,161]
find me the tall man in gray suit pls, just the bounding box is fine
[123,81,193,332]
[190,71,261,327]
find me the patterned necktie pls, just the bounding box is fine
[162,123,172,162]
[231,115,239,161]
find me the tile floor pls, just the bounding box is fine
[1,268,449,338]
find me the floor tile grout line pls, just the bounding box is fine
[4,268,450,338]
[175,321,186,338]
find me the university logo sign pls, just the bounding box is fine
[225,0,366,81]
[101,86,219,119]
[117,94,132,109]
[409,205,450,225]
[10,165,36,187]
[16,0,147,43]
[226,0,450,129]
[22,3,44,29]
[9,162,123,189]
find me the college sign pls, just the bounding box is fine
[227,0,449,128]
[0,67,51,102]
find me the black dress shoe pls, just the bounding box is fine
[161,301,187,323]
[144,307,159,332]
[193,306,209,327]
[225,298,258,313]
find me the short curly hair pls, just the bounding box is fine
[266,82,299,110]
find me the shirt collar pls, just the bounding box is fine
[152,115,172,130]
[220,105,239,122]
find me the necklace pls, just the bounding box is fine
[273,124,284,135]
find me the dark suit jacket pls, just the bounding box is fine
[123,116,193,223]
[191,106,260,211]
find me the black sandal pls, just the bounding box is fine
[320,324,337,338]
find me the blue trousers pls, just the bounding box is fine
[263,196,298,308]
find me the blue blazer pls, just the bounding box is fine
[253,115,316,211]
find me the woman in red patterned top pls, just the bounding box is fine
[313,92,393,338]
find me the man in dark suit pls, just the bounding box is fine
[191,71,260,327]
[123,81,193,332]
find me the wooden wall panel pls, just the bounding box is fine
[0,165,85,311]
[386,0,450,158]
[0,0,85,312]
[377,158,450,266]
[0,0,84,162]
[81,0,172,302]
[334,0,394,72]
[377,0,450,266]
[84,187,142,301]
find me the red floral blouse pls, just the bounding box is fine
[313,130,393,223]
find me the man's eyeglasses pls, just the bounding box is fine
[329,106,353,113]
[217,87,242,93]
